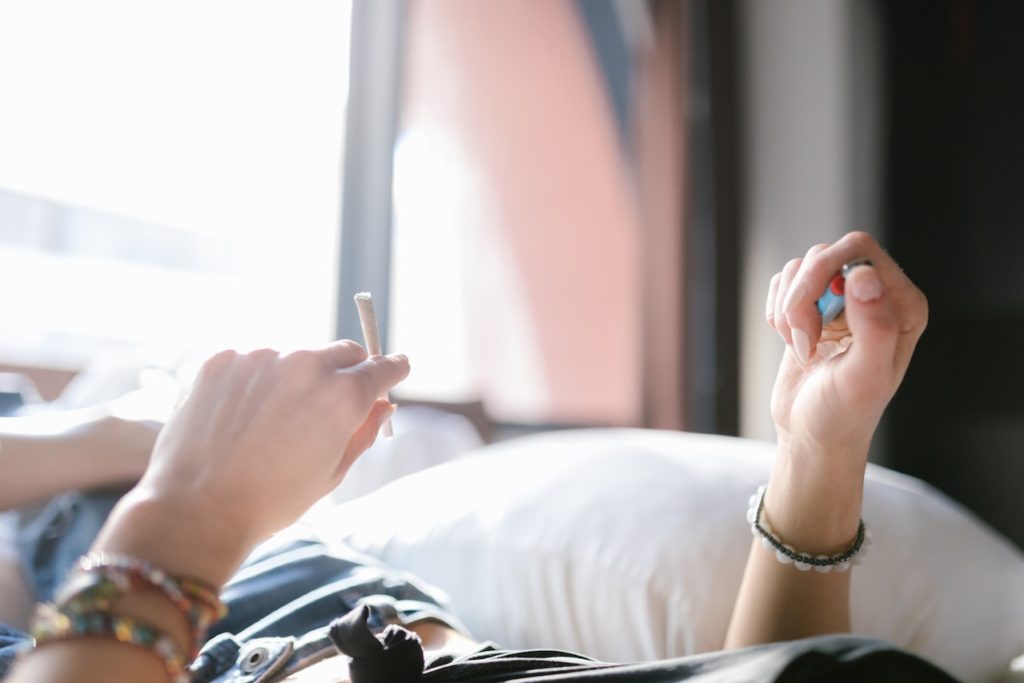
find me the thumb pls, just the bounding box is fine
[840,265,900,398]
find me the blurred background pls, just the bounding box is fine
[0,0,1021,548]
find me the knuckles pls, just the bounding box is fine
[281,348,319,371]
[839,230,876,251]
[910,287,930,335]
[333,340,367,357]
[247,347,281,361]
[804,243,830,259]
[201,349,239,376]
[798,251,835,289]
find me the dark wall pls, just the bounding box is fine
[879,0,1024,549]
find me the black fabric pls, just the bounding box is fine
[330,604,425,683]
[418,637,959,682]
[328,604,957,683]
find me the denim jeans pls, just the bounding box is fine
[0,490,466,681]
[13,488,127,603]
[0,624,29,679]
[0,488,130,676]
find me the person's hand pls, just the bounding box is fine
[767,232,928,461]
[727,232,926,650]
[94,342,409,586]
[142,342,408,541]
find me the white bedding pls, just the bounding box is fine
[325,428,1024,683]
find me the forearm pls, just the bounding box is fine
[0,410,157,510]
[729,233,925,650]
[724,440,867,647]
[0,432,125,511]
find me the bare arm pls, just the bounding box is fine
[8,343,409,683]
[726,232,928,647]
[0,413,158,511]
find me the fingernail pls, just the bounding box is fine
[791,328,811,365]
[782,281,807,314]
[848,268,883,302]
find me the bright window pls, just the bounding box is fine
[0,0,352,368]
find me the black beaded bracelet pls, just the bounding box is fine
[746,485,871,573]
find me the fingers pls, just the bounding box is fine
[319,343,412,411]
[767,243,829,362]
[338,399,397,478]
[837,264,900,399]
[779,232,926,345]
[336,353,410,407]
[765,232,929,392]
[765,273,781,327]
[196,343,408,411]
[319,340,370,369]
[772,258,803,346]
[785,244,831,362]
[190,344,408,431]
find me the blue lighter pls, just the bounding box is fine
[816,259,873,324]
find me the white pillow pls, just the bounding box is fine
[319,429,1024,683]
[328,406,484,504]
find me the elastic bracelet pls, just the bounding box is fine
[747,484,871,573]
[31,602,189,683]
[72,552,225,618]
[58,553,226,657]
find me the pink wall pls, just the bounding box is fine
[401,0,642,424]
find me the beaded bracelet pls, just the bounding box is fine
[747,484,871,573]
[56,553,226,659]
[61,554,225,631]
[73,552,224,617]
[31,602,189,683]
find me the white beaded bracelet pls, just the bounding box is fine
[747,484,871,573]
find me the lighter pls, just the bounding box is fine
[816,259,873,324]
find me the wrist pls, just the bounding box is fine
[76,416,155,483]
[774,423,872,466]
[91,486,255,589]
[765,442,869,555]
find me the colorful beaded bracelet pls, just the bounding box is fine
[31,602,189,683]
[57,553,226,658]
[63,552,226,626]
[747,484,872,573]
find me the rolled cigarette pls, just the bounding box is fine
[353,292,394,438]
